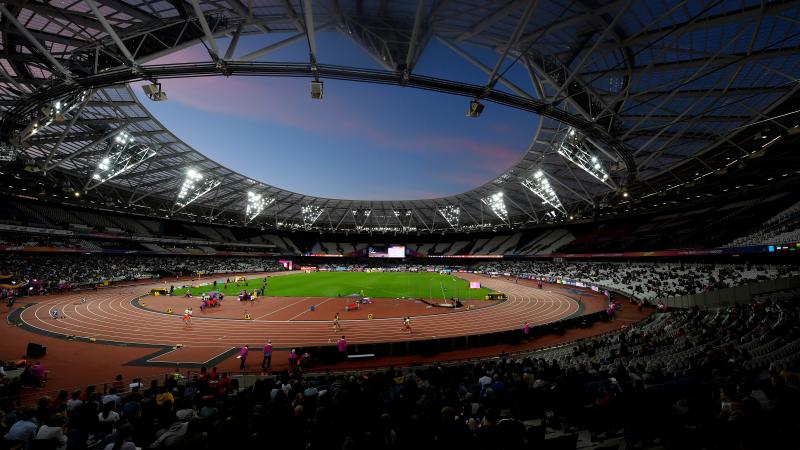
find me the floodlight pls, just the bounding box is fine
[391,209,415,231]
[245,191,274,224]
[301,205,324,229]
[142,82,167,101]
[87,130,157,189]
[174,168,220,210]
[352,209,372,230]
[311,81,324,100]
[437,205,460,229]
[467,100,484,118]
[521,170,566,215]
[17,90,90,144]
[481,192,508,222]
[41,104,64,122]
[0,143,17,162]
[557,127,612,186]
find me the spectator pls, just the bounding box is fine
[4,408,37,448]
[104,423,136,450]
[66,390,83,415]
[129,378,144,392]
[34,413,68,450]
[98,401,120,425]
[102,388,121,408]
[111,375,125,392]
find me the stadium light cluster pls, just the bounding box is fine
[245,191,274,224]
[363,226,417,233]
[481,192,508,222]
[175,169,221,210]
[462,223,492,231]
[0,143,17,162]
[301,205,324,229]
[438,205,460,229]
[88,131,157,189]
[521,170,566,215]
[391,209,415,232]
[18,90,90,144]
[557,128,612,186]
[352,209,372,231]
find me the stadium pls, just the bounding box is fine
[1,0,800,449]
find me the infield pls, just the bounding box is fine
[173,271,493,300]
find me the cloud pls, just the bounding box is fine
[151,74,527,198]
[162,76,521,168]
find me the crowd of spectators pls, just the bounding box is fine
[0,233,276,254]
[1,296,798,449]
[3,253,798,304]
[474,261,800,302]
[311,262,470,272]
[0,255,285,293]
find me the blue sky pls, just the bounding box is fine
[140,32,538,200]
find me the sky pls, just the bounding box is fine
[140,31,538,200]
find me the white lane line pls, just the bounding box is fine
[254,297,310,320]
[285,297,336,322]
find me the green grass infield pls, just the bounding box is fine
[171,271,494,300]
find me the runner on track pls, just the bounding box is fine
[402,316,412,334]
[50,308,59,320]
[333,312,342,332]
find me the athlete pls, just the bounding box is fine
[402,316,412,334]
[50,308,59,320]
[183,308,192,326]
[333,312,342,332]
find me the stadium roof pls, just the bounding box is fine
[1,0,799,233]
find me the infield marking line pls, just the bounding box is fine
[254,297,310,320]
[285,297,336,321]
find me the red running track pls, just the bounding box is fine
[18,274,581,351]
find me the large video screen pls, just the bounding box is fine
[368,245,406,258]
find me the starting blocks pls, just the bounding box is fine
[167,307,173,313]
[244,313,252,320]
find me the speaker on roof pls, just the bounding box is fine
[467,100,484,118]
[310,81,324,100]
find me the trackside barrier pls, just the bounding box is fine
[181,312,655,386]
[664,276,800,309]
[220,310,609,368]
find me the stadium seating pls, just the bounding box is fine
[726,199,800,247]
[0,254,285,288]
[474,261,800,302]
